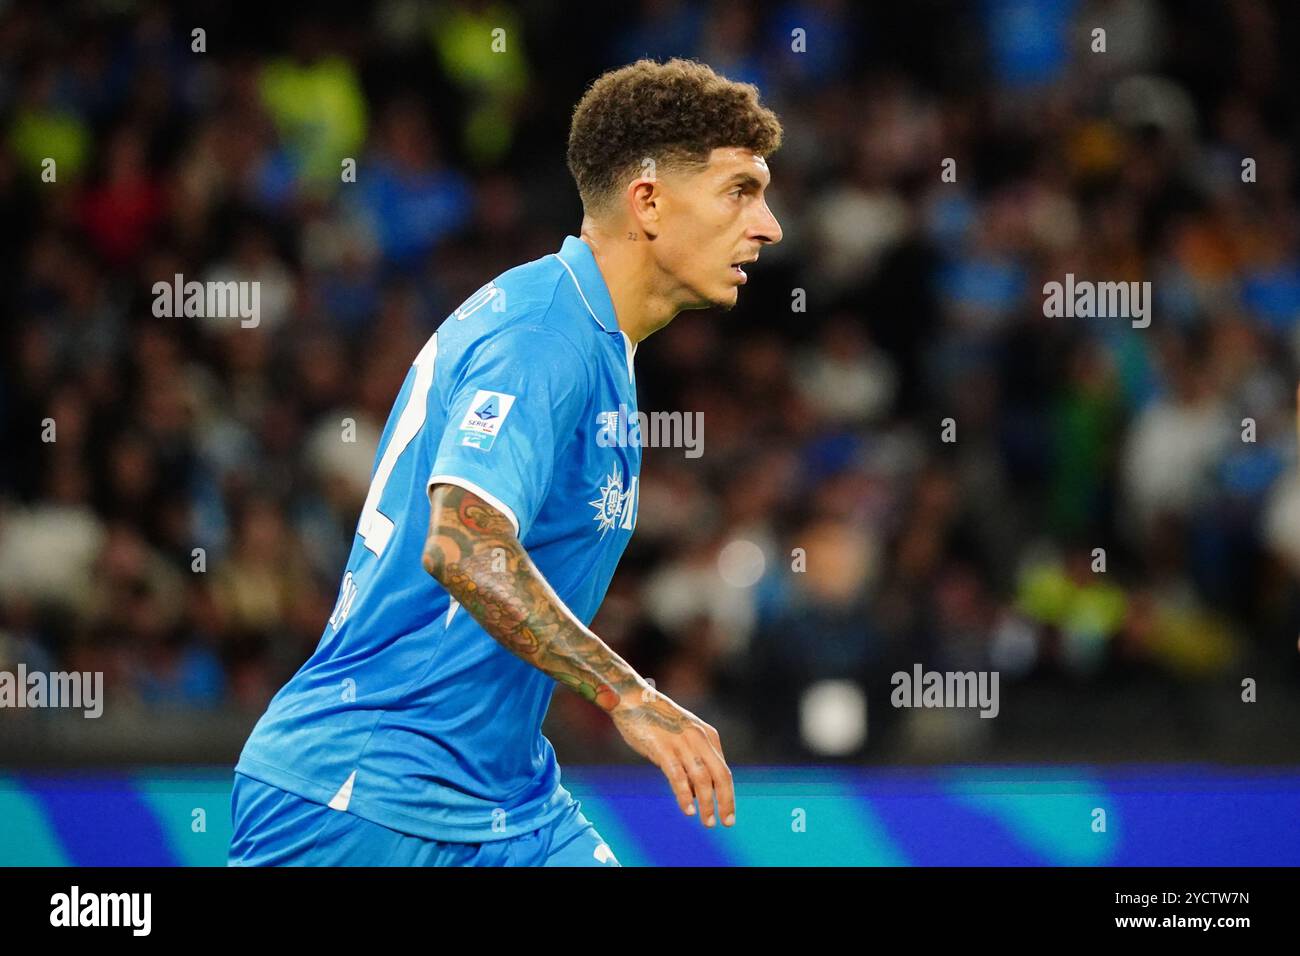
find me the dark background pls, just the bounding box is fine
[2,0,1300,767]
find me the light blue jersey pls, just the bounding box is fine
[235,235,641,842]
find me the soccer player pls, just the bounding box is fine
[228,58,783,866]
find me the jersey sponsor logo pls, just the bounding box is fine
[589,463,638,537]
[458,389,516,450]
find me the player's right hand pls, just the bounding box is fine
[608,684,735,828]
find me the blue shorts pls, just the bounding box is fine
[227,772,620,867]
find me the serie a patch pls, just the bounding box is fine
[458,389,517,450]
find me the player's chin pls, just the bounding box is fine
[709,285,741,311]
[684,280,740,311]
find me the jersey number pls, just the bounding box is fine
[357,332,439,557]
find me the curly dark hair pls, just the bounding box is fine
[566,58,783,216]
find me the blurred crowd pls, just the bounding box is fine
[2,0,1300,762]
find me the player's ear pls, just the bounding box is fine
[627,178,661,239]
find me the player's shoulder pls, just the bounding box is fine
[440,249,595,362]
[479,250,570,321]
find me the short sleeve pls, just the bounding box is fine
[427,325,589,540]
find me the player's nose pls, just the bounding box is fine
[752,201,783,246]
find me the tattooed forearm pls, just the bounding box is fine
[422,483,650,715]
